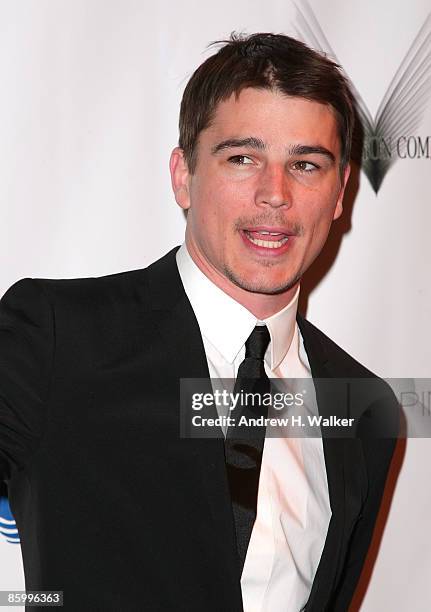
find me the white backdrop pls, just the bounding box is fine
[1,1,430,610]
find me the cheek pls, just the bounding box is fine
[298,197,337,246]
[191,180,244,225]
[303,186,339,223]
[311,210,337,250]
[187,188,231,253]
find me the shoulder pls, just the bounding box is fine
[1,248,181,350]
[34,267,148,305]
[2,268,149,307]
[297,314,377,378]
[6,247,181,310]
[0,270,147,361]
[2,263,164,328]
[298,314,400,439]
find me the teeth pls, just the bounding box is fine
[247,235,289,248]
[256,231,282,236]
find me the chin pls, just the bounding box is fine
[225,266,300,296]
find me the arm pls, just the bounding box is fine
[331,393,400,611]
[0,279,55,481]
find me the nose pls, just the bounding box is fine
[255,164,292,209]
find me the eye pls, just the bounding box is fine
[293,160,319,173]
[227,155,254,165]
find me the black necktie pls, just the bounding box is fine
[224,325,271,572]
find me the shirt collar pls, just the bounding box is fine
[176,243,299,369]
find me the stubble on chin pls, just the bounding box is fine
[223,263,301,296]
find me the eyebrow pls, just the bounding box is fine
[287,143,335,163]
[211,137,336,163]
[211,137,266,155]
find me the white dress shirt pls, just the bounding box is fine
[176,244,331,612]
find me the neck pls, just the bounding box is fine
[186,241,299,320]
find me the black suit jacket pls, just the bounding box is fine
[0,247,398,612]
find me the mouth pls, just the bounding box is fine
[241,227,293,254]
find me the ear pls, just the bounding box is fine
[169,147,191,210]
[333,163,351,220]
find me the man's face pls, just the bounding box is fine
[170,88,349,299]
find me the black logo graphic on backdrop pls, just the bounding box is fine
[294,1,431,193]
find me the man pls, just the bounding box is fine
[0,33,398,611]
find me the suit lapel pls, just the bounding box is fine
[297,315,352,611]
[147,248,243,598]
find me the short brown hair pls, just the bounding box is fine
[179,32,354,173]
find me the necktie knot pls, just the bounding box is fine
[245,325,270,361]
